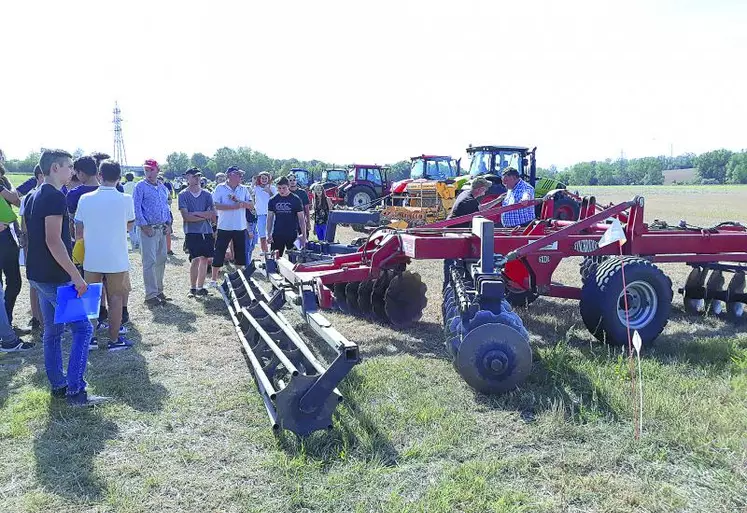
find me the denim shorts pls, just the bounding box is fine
[257,215,267,238]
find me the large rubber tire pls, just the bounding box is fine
[345,186,375,208]
[552,195,580,221]
[580,257,672,348]
[580,256,609,285]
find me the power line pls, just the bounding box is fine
[113,102,128,165]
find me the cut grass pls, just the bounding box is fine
[1,187,746,512]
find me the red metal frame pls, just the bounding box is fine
[284,196,747,304]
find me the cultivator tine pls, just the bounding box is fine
[221,267,359,436]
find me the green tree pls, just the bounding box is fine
[566,162,596,185]
[388,160,410,181]
[213,147,238,176]
[595,160,618,185]
[696,149,733,183]
[628,157,664,185]
[165,152,190,178]
[726,151,747,184]
[190,152,210,170]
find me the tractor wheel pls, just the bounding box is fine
[346,186,375,208]
[552,195,580,221]
[580,256,609,285]
[581,257,672,348]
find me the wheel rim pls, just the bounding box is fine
[353,192,370,206]
[617,280,658,330]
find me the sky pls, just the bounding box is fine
[1,0,746,169]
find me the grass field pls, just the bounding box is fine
[1,186,746,512]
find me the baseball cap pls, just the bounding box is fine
[144,159,160,170]
[226,166,244,175]
[471,177,492,189]
[184,167,202,176]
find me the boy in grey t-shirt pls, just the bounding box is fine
[177,168,217,296]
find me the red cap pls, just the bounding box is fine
[144,159,159,170]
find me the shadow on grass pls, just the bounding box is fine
[475,342,619,423]
[0,348,46,409]
[149,302,197,333]
[34,401,118,502]
[272,368,399,467]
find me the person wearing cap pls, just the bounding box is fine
[210,166,252,286]
[447,177,494,226]
[500,167,535,227]
[253,171,276,255]
[133,159,172,306]
[178,168,216,296]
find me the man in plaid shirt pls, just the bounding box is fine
[500,167,536,227]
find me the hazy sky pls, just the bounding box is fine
[2,0,745,169]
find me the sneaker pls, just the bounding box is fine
[189,288,198,297]
[67,390,112,407]
[13,324,33,336]
[196,288,209,297]
[51,386,68,399]
[145,297,163,307]
[0,339,35,352]
[89,337,99,351]
[108,336,133,351]
[157,293,172,302]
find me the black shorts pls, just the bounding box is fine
[185,233,215,261]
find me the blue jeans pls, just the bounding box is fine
[315,224,327,241]
[30,280,93,395]
[0,283,17,343]
[245,223,258,263]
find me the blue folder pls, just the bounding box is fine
[54,283,103,324]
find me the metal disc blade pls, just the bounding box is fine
[357,279,375,317]
[384,272,428,328]
[455,323,532,394]
[333,283,349,313]
[371,272,392,323]
[345,282,361,314]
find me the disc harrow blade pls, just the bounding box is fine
[357,279,375,317]
[384,271,428,328]
[371,271,392,323]
[333,283,349,313]
[345,282,361,314]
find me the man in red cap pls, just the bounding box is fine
[133,159,172,306]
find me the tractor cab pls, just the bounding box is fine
[290,168,312,188]
[392,155,460,196]
[462,145,579,220]
[336,164,391,208]
[321,168,347,187]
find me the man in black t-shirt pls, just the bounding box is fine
[25,149,107,407]
[287,173,311,235]
[267,177,307,257]
[448,177,493,227]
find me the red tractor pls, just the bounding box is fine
[331,164,391,208]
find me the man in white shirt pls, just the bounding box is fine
[210,166,252,285]
[253,171,276,254]
[121,173,139,249]
[75,160,135,350]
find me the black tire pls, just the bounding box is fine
[345,186,375,208]
[580,256,609,285]
[552,195,580,221]
[580,257,672,348]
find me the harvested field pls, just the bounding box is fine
[1,186,746,512]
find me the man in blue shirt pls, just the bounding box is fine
[500,167,536,227]
[133,159,172,306]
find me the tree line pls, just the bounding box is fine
[3,146,747,186]
[542,149,747,186]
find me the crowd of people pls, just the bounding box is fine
[0,148,331,407]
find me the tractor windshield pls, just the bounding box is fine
[294,171,310,187]
[411,159,457,180]
[323,170,347,182]
[468,150,523,177]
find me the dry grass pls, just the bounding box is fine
[1,186,746,512]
